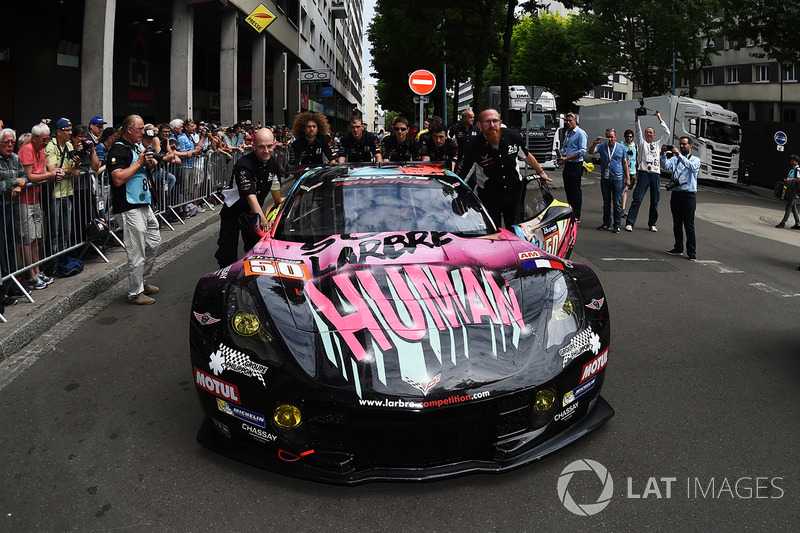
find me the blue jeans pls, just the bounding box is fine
[50,196,72,254]
[626,171,660,227]
[600,178,624,228]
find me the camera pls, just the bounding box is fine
[665,178,680,191]
[663,144,675,158]
[144,145,164,162]
[636,98,648,116]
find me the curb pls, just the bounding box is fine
[0,212,219,361]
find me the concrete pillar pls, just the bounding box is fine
[81,0,115,124]
[170,1,194,120]
[272,53,285,126]
[251,34,267,127]
[220,11,238,127]
[287,57,301,125]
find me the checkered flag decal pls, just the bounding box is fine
[209,345,268,387]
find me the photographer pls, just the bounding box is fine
[70,125,101,244]
[662,137,700,261]
[45,118,81,254]
[625,106,670,233]
[108,115,161,305]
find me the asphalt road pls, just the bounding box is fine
[0,177,798,531]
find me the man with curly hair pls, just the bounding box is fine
[288,111,335,166]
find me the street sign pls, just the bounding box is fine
[413,95,430,103]
[300,69,331,82]
[245,4,277,34]
[321,86,334,98]
[775,131,788,146]
[409,69,436,96]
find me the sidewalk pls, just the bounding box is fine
[0,209,219,361]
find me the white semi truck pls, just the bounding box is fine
[578,96,742,183]
[480,85,561,169]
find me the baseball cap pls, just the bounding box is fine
[55,118,72,130]
[90,116,106,125]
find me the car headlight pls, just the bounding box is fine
[226,283,282,364]
[543,272,583,349]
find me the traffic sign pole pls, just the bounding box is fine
[409,70,436,133]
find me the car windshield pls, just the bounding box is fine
[274,171,494,241]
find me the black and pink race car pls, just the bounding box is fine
[190,164,613,484]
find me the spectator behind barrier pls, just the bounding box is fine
[18,123,56,291]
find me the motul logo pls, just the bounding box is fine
[580,348,608,383]
[194,366,241,404]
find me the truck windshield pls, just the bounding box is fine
[526,112,557,130]
[701,119,740,145]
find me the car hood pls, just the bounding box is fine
[250,231,562,399]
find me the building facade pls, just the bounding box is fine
[0,0,363,133]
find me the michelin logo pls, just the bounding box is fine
[563,377,596,407]
[217,399,266,428]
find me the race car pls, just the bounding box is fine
[190,163,613,484]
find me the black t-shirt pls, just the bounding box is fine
[289,135,335,165]
[420,136,458,166]
[380,135,420,161]
[223,151,281,216]
[455,129,530,189]
[338,131,380,162]
[450,123,481,153]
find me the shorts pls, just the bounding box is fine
[18,203,43,244]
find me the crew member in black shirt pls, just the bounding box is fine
[380,116,420,162]
[214,128,282,268]
[449,109,481,155]
[456,108,550,229]
[288,111,335,166]
[337,115,383,163]
[420,122,458,170]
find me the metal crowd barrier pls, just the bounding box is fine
[0,148,248,323]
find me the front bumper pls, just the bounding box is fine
[196,395,614,485]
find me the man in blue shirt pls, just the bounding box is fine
[663,137,700,261]
[588,129,630,233]
[557,113,587,221]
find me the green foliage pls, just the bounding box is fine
[720,1,800,64]
[564,0,722,97]
[510,13,610,109]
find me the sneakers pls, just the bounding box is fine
[666,249,683,256]
[597,224,611,231]
[625,224,633,232]
[612,226,621,233]
[143,283,160,295]
[792,224,800,230]
[776,222,786,228]
[30,277,47,291]
[128,293,155,305]
[2,295,18,307]
[649,225,658,232]
[688,255,697,262]
[196,205,207,213]
[36,272,54,286]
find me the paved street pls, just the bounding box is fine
[0,175,798,531]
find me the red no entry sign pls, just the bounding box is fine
[409,69,436,96]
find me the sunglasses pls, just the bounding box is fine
[394,127,407,132]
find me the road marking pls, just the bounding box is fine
[749,283,800,298]
[695,260,745,273]
[600,257,663,261]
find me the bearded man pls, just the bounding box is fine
[455,108,550,229]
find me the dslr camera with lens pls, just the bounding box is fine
[636,98,648,116]
[145,145,164,163]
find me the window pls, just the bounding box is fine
[601,89,613,100]
[602,75,613,87]
[702,68,714,85]
[585,89,595,98]
[618,74,628,85]
[783,64,797,82]
[726,67,739,84]
[755,64,770,82]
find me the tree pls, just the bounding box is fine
[564,0,722,97]
[720,1,800,65]
[511,13,610,110]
